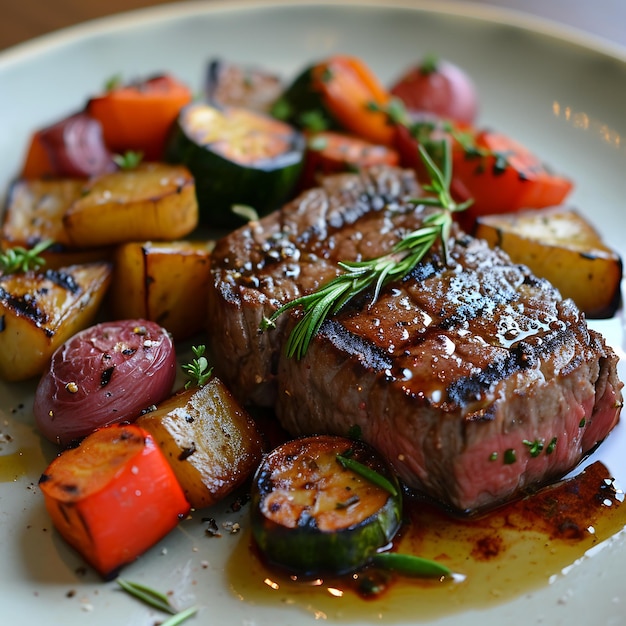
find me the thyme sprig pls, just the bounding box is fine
[182,345,213,389]
[0,239,53,274]
[260,142,472,359]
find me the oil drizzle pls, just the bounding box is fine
[226,461,626,622]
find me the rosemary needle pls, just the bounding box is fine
[336,453,399,497]
[260,141,472,359]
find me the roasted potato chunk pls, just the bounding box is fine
[63,163,198,247]
[136,377,264,509]
[1,178,112,268]
[475,207,622,318]
[0,262,112,381]
[109,240,213,340]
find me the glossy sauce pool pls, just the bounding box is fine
[226,461,625,622]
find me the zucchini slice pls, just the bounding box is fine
[251,435,403,577]
[166,102,305,228]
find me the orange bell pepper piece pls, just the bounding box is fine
[39,423,190,579]
[311,56,395,146]
[87,73,193,161]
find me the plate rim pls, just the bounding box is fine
[1,0,626,68]
[0,2,625,625]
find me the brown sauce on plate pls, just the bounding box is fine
[226,461,626,622]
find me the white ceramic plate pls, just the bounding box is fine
[1,1,625,625]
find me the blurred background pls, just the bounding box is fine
[1,0,625,52]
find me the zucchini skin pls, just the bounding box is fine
[251,435,403,577]
[271,66,336,132]
[166,102,305,228]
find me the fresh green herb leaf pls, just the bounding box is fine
[182,345,213,389]
[579,417,587,428]
[113,150,143,170]
[546,436,558,455]
[336,453,398,497]
[503,448,517,464]
[489,451,498,462]
[269,97,292,121]
[231,204,259,222]
[298,109,330,133]
[160,606,199,626]
[116,578,176,614]
[105,74,123,92]
[116,578,198,625]
[372,552,451,579]
[419,53,440,75]
[259,141,472,359]
[522,438,544,458]
[348,424,363,440]
[0,239,53,274]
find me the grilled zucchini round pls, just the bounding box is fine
[251,435,403,576]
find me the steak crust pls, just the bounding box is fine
[207,166,623,513]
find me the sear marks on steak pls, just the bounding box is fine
[207,166,623,514]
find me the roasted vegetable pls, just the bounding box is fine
[272,55,395,145]
[62,162,198,247]
[451,129,574,223]
[87,73,193,161]
[205,58,284,113]
[137,376,264,509]
[389,55,479,124]
[1,178,112,268]
[33,319,177,446]
[475,206,623,318]
[250,435,403,576]
[394,122,573,225]
[299,130,400,189]
[109,240,213,340]
[166,102,305,227]
[0,262,112,381]
[20,111,115,179]
[39,423,190,579]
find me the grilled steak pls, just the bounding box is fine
[207,166,623,513]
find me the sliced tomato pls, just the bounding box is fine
[39,423,190,579]
[87,73,193,160]
[300,130,400,188]
[451,129,574,222]
[394,119,573,225]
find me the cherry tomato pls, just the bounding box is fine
[34,319,176,446]
[390,55,478,125]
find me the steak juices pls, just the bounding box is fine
[207,166,622,514]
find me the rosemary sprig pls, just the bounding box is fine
[0,239,53,274]
[182,345,213,389]
[116,578,198,624]
[260,141,472,359]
